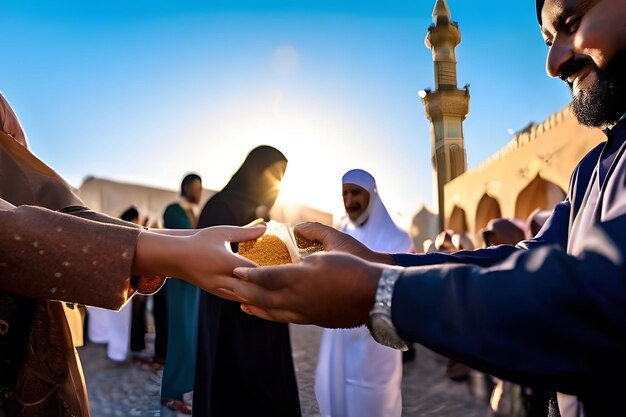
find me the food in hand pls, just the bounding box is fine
[293,230,324,257]
[238,234,293,266]
[238,220,325,265]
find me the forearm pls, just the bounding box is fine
[0,205,141,309]
[148,228,197,237]
[132,231,192,278]
[391,245,519,268]
[391,219,626,394]
[391,200,572,268]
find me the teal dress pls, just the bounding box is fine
[161,202,200,400]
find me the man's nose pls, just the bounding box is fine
[546,34,574,78]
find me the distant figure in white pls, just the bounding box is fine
[315,169,413,417]
[88,206,142,361]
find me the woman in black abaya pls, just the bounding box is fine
[193,145,301,417]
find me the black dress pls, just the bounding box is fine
[193,146,301,417]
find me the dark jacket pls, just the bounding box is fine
[390,121,626,416]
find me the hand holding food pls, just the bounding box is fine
[238,220,324,266]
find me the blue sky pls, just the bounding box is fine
[0,0,571,224]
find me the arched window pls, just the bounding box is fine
[448,205,468,232]
[475,194,502,232]
[515,175,566,220]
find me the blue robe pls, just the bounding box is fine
[389,119,626,416]
[161,202,200,400]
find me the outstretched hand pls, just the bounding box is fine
[232,252,383,328]
[184,225,266,300]
[134,225,266,301]
[295,222,395,264]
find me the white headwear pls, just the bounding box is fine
[341,169,413,252]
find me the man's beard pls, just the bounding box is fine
[561,52,626,128]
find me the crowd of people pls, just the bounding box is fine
[1,0,626,416]
[79,166,555,417]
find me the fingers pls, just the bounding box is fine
[216,225,266,242]
[231,275,286,309]
[240,304,280,322]
[243,218,266,228]
[233,264,297,290]
[294,222,328,242]
[213,287,248,303]
[240,304,304,324]
[224,251,259,269]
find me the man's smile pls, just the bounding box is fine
[569,64,595,93]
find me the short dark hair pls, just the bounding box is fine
[536,0,544,25]
[181,173,202,197]
[120,206,139,222]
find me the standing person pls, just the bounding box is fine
[161,174,203,414]
[193,145,301,417]
[0,92,265,417]
[87,206,143,362]
[315,169,412,417]
[231,1,626,415]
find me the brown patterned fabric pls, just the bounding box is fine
[0,130,163,416]
[4,301,88,417]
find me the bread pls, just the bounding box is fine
[238,234,293,266]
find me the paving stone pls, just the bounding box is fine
[79,324,490,416]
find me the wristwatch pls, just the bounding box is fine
[367,267,409,351]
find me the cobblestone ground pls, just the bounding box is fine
[79,325,490,417]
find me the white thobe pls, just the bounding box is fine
[315,169,413,417]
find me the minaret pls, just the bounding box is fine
[421,0,469,231]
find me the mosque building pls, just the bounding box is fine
[412,0,605,250]
[76,0,605,248]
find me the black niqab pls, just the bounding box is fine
[222,145,287,208]
[193,145,301,417]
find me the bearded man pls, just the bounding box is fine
[233,1,626,416]
[315,169,412,417]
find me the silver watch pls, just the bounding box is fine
[367,267,409,351]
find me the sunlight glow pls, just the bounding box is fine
[198,90,366,219]
[190,87,417,232]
